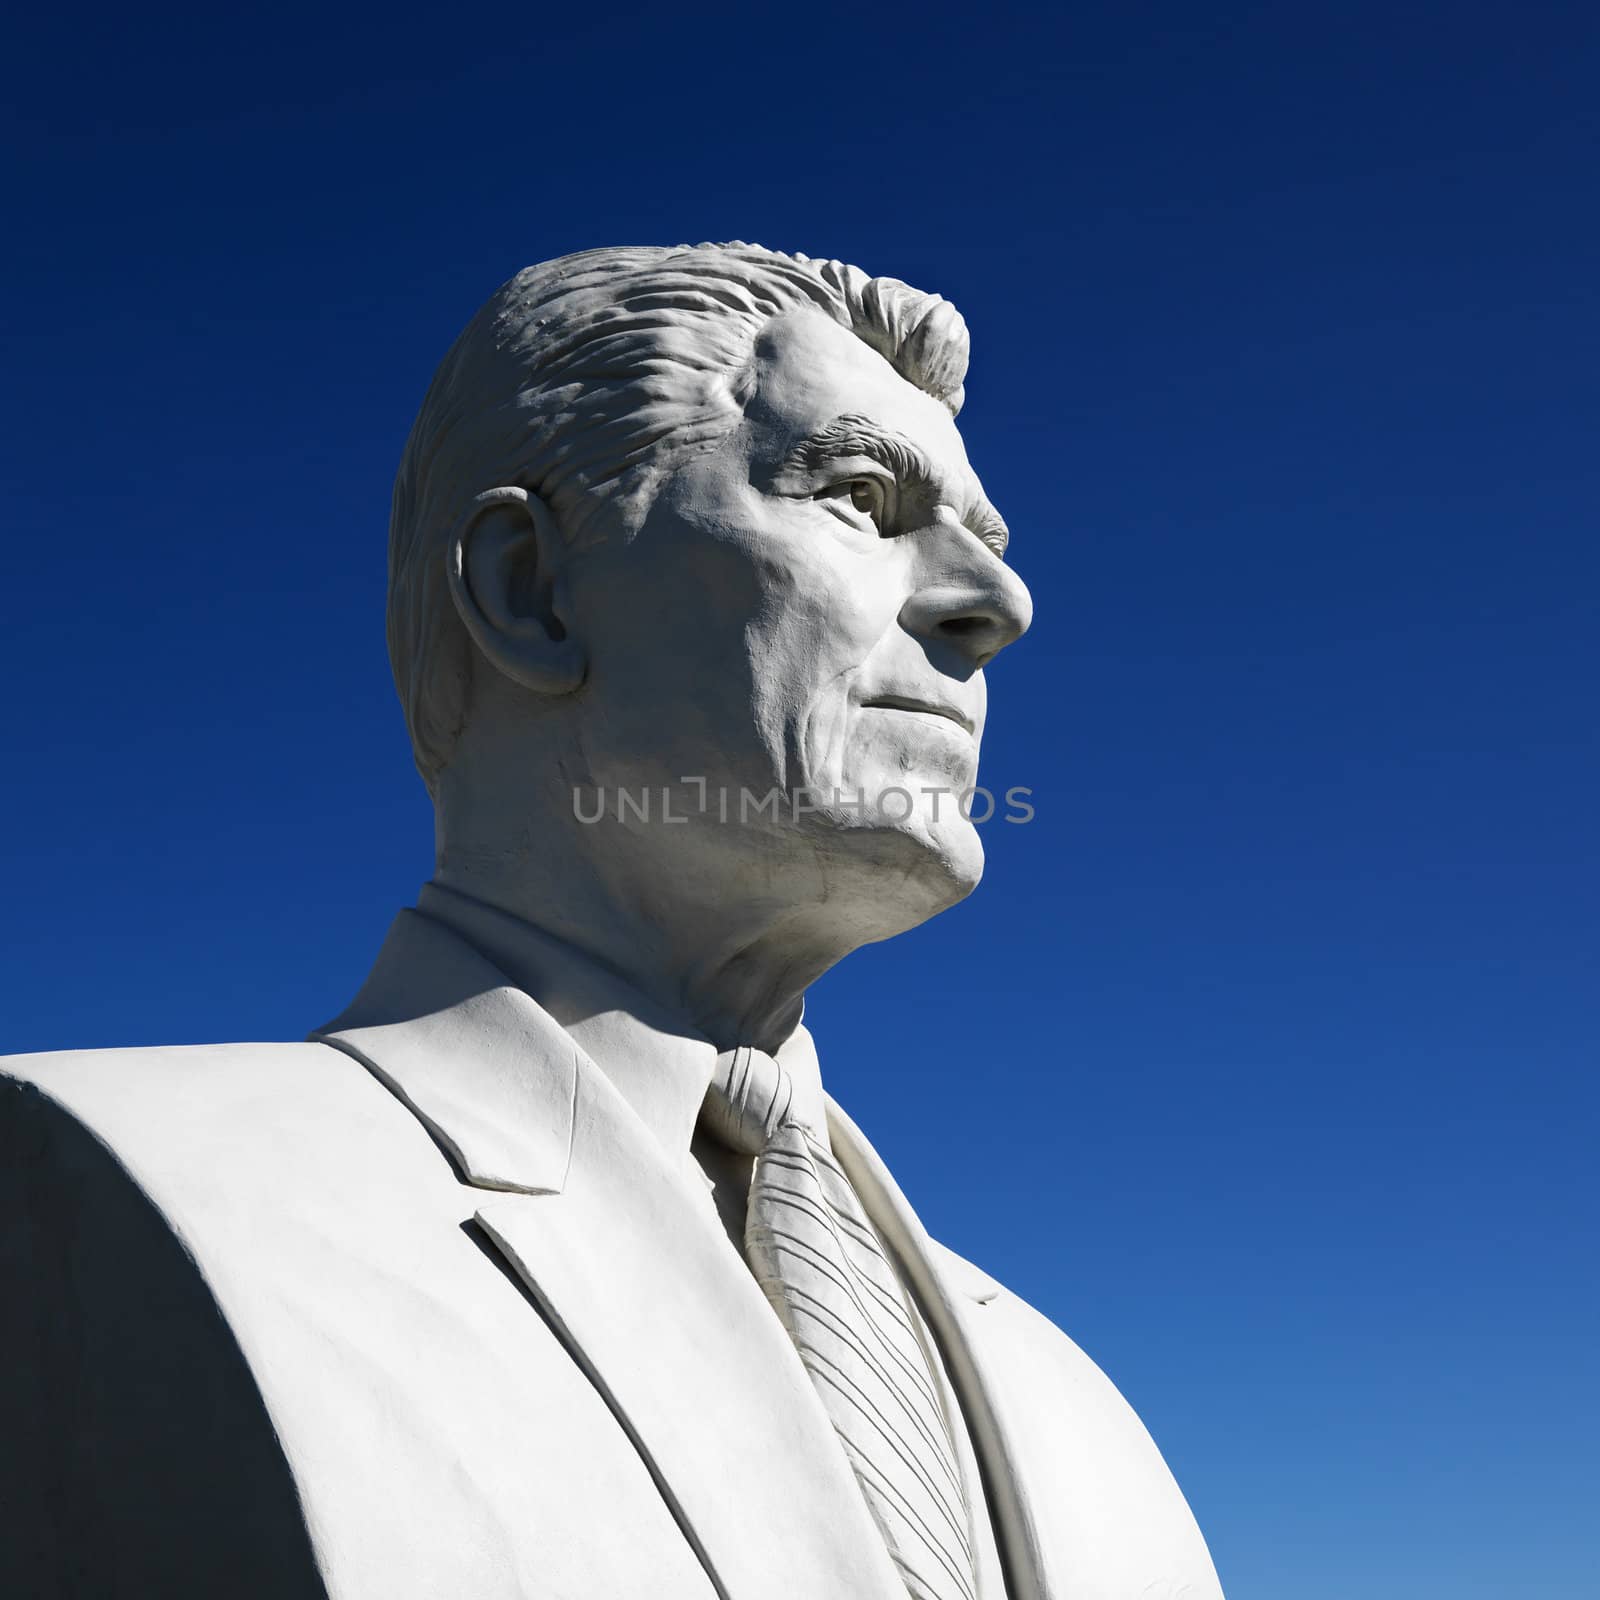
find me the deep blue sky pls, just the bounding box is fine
[5,2,1597,1593]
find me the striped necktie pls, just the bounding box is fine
[702,1045,977,1600]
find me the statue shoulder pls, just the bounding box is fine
[4,1037,346,1140]
[1,1037,406,1199]
[927,1238,1227,1599]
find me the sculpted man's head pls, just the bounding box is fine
[389,242,1032,1045]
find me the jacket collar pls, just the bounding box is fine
[311,907,579,1194]
[415,882,720,1167]
[311,900,829,1193]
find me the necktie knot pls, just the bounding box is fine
[702,1045,799,1156]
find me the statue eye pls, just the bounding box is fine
[816,476,888,526]
[811,473,893,532]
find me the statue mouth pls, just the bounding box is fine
[859,694,976,737]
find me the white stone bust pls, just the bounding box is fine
[0,242,1226,1599]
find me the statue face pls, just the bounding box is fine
[561,306,1032,914]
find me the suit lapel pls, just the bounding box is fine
[828,1099,1049,1600]
[315,912,903,1600]
[474,1058,905,1600]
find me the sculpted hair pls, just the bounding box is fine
[389,241,971,792]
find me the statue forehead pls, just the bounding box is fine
[742,307,975,477]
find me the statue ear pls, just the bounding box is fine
[448,487,587,697]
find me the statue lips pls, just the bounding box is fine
[859,693,978,738]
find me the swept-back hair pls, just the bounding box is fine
[389,241,970,791]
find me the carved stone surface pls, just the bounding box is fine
[0,243,1225,1598]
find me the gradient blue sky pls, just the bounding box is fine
[4,3,1597,1593]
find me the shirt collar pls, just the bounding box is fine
[416,880,826,1159]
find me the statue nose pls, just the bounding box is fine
[900,511,1033,668]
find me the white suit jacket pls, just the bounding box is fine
[0,908,1225,1599]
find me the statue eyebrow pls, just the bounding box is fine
[780,412,1011,557]
[781,413,939,490]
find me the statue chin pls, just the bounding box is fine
[798,803,985,944]
[785,717,988,925]
[906,818,986,915]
